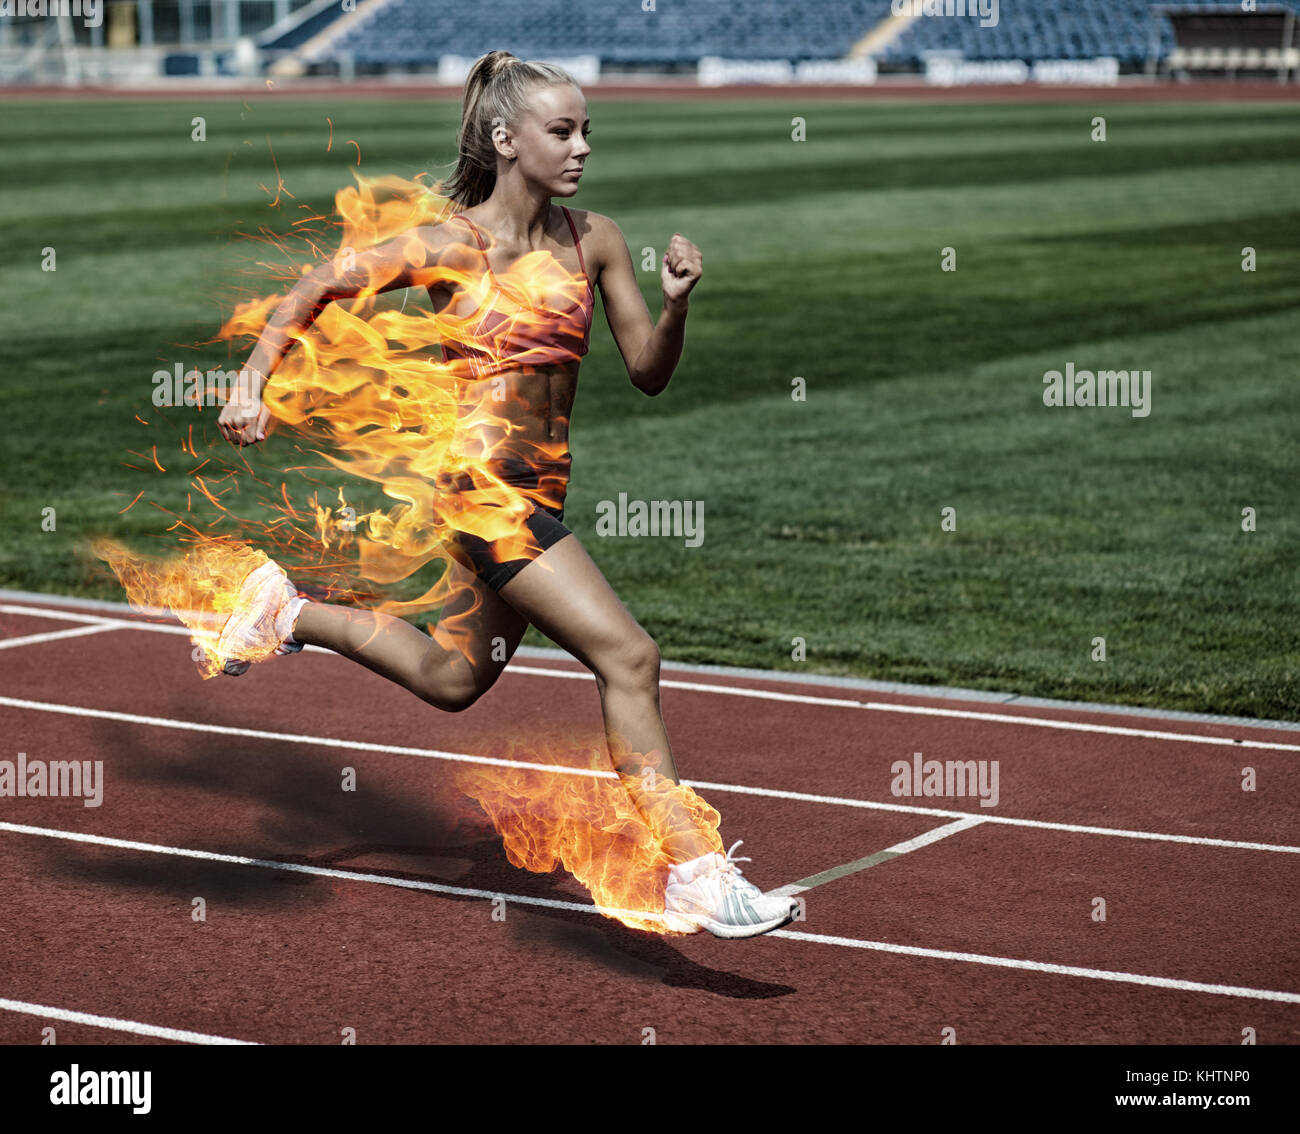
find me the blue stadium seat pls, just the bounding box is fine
[883,0,1300,66]
[295,0,896,67]
[269,0,1300,69]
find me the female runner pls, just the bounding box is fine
[214,50,796,938]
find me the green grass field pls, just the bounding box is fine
[1,96,1297,719]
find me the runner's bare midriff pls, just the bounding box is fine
[459,362,578,453]
[428,263,581,457]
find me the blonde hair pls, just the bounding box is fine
[439,50,581,209]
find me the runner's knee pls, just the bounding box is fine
[426,683,484,713]
[413,656,487,713]
[597,629,660,691]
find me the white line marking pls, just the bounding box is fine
[1,694,1295,854]
[0,602,196,629]
[0,603,320,651]
[682,776,1300,854]
[0,694,616,779]
[767,929,1300,1005]
[0,624,122,651]
[9,590,1300,733]
[2,819,1295,1007]
[0,820,664,925]
[0,996,257,1045]
[0,604,127,627]
[507,666,1300,752]
[4,602,1296,751]
[772,816,986,896]
[882,816,987,855]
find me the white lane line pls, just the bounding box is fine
[507,666,1300,752]
[9,592,1299,734]
[0,694,617,780]
[0,624,122,651]
[771,816,986,897]
[684,776,1300,854]
[0,604,321,651]
[1,694,1296,855]
[3,819,1295,1007]
[0,996,257,1045]
[0,604,125,626]
[0,820,664,926]
[767,929,1300,1005]
[4,602,1297,752]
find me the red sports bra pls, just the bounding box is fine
[439,206,594,379]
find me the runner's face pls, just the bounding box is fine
[513,84,591,196]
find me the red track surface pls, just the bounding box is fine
[0,596,1297,1045]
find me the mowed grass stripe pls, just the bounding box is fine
[1,98,1296,717]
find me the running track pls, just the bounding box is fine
[0,590,1296,1045]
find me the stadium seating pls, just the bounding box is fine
[268,0,1300,69]
[293,0,895,66]
[880,1,1300,66]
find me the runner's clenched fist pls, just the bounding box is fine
[661,232,702,306]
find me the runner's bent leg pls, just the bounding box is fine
[497,534,715,862]
[291,557,529,711]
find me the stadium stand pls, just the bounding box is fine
[286,0,897,68]
[262,0,1299,73]
[879,0,1300,66]
[261,0,358,54]
[2,0,1295,83]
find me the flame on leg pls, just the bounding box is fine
[455,736,724,934]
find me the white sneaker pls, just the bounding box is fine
[210,560,306,677]
[662,841,798,939]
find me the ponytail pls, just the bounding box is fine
[439,50,580,209]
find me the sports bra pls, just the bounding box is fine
[438,206,594,379]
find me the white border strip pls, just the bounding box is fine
[3,601,1296,753]
[683,775,1300,854]
[0,695,614,780]
[0,604,187,631]
[0,996,257,1045]
[768,929,1300,1005]
[2,819,1295,1007]
[772,816,986,896]
[0,624,122,651]
[4,591,1298,734]
[1,694,1295,855]
[0,820,662,924]
[506,666,1300,753]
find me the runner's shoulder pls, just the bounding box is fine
[564,209,620,274]
[405,214,479,265]
[566,208,617,242]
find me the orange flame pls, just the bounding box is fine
[455,737,725,933]
[86,156,732,924]
[209,172,578,646]
[91,535,278,679]
[95,167,585,665]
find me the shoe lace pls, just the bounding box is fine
[724,840,752,868]
[716,840,762,897]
